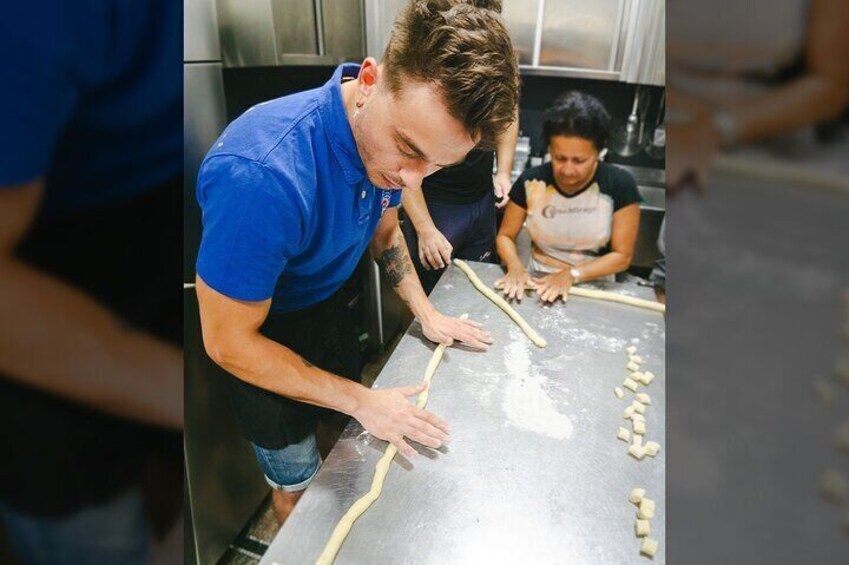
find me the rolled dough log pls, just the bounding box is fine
[454,260,547,347]
[315,316,466,565]
[493,279,665,313]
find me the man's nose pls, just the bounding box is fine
[399,165,428,188]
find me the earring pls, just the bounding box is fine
[353,98,364,119]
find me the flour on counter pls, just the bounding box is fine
[502,329,573,440]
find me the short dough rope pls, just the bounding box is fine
[493,280,665,313]
[315,315,467,565]
[453,259,547,347]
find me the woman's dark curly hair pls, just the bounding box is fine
[543,91,611,151]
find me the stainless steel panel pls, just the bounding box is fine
[519,64,620,81]
[184,63,269,565]
[185,0,221,61]
[502,0,541,65]
[364,0,408,59]
[271,0,319,56]
[540,0,622,70]
[261,262,666,564]
[321,0,365,60]
[217,0,278,67]
[619,0,665,85]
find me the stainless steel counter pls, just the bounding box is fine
[261,262,666,564]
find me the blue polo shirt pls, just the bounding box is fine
[196,64,401,313]
[0,1,181,215]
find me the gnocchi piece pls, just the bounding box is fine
[632,434,643,448]
[631,371,645,382]
[627,361,640,372]
[629,355,643,364]
[630,413,646,423]
[629,487,646,504]
[834,358,849,386]
[617,427,631,442]
[633,420,646,435]
[835,422,849,453]
[645,441,661,457]
[819,468,848,502]
[624,406,635,417]
[631,401,646,414]
[635,519,650,537]
[636,393,651,405]
[638,498,656,519]
[628,445,646,460]
[626,345,637,354]
[815,380,834,407]
[641,371,655,385]
[615,387,624,399]
[624,378,639,392]
[640,537,659,558]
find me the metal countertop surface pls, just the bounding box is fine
[261,262,666,564]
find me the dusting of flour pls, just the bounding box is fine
[502,327,573,440]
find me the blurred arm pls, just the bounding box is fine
[0,180,182,429]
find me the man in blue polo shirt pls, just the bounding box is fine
[195,2,519,524]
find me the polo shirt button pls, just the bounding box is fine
[361,190,367,199]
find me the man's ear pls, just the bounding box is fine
[358,57,380,99]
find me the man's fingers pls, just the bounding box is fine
[391,436,416,458]
[407,417,449,446]
[404,426,442,449]
[401,382,428,397]
[439,247,452,266]
[411,406,451,433]
[419,248,432,270]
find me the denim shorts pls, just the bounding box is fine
[251,434,321,492]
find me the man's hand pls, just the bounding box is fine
[532,269,574,303]
[496,267,532,302]
[493,172,512,208]
[417,227,453,270]
[353,383,451,458]
[420,309,492,350]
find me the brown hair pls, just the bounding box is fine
[382,1,519,151]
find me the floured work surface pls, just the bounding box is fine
[260,262,666,564]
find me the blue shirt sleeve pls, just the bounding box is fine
[0,5,79,187]
[388,189,402,207]
[196,156,306,302]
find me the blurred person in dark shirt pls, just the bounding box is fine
[0,2,182,563]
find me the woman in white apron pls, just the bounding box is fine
[496,91,641,302]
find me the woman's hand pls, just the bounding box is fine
[532,269,574,303]
[496,268,532,302]
[417,227,453,270]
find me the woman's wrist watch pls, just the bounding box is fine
[569,267,581,283]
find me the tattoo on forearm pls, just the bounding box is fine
[377,232,413,288]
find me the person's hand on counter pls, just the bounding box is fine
[417,226,453,270]
[493,171,512,208]
[419,308,492,350]
[532,269,574,304]
[352,383,451,458]
[496,267,532,302]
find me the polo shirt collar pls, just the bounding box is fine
[319,63,367,186]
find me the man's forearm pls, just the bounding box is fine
[400,185,437,235]
[0,259,182,429]
[372,228,435,321]
[210,329,366,417]
[495,117,519,176]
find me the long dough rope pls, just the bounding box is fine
[315,315,466,565]
[493,280,666,313]
[453,259,547,348]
